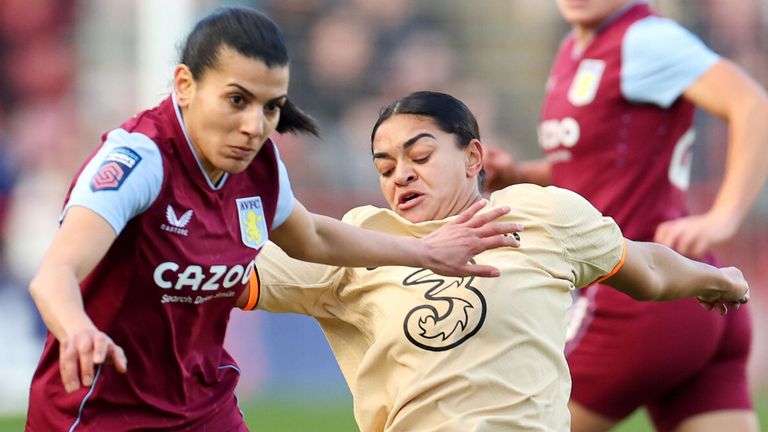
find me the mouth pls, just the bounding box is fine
[397,191,424,211]
[227,145,255,159]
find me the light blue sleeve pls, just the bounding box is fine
[271,143,296,229]
[621,16,719,107]
[62,128,163,234]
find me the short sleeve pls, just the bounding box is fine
[622,16,719,107]
[254,241,342,317]
[62,128,163,234]
[271,143,296,229]
[545,187,625,288]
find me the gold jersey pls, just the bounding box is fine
[253,184,625,431]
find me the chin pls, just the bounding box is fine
[402,211,432,224]
[222,158,254,175]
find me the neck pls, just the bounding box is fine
[572,26,596,51]
[456,192,484,216]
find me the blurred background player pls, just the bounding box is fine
[246,90,751,432]
[482,0,768,431]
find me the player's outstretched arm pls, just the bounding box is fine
[270,199,523,278]
[28,207,128,393]
[603,239,749,314]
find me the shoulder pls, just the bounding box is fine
[623,15,714,61]
[97,128,164,175]
[621,15,718,105]
[342,205,398,227]
[489,183,560,209]
[490,184,601,225]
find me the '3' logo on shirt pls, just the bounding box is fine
[402,264,486,352]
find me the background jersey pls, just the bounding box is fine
[27,95,289,431]
[252,184,624,432]
[539,1,718,241]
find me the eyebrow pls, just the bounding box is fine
[226,83,287,103]
[372,132,436,160]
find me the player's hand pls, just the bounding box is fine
[483,147,519,192]
[654,211,739,259]
[696,266,750,315]
[420,200,523,278]
[59,327,127,393]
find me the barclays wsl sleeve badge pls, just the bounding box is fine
[90,146,142,191]
[236,196,268,250]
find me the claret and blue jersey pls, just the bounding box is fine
[27,94,295,430]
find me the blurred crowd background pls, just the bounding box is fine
[0,0,766,416]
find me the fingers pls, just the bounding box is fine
[77,335,95,388]
[697,298,731,315]
[716,302,728,316]
[452,263,501,278]
[109,344,128,374]
[59,331,127,393]
[739,286,750,304]
[476,221,524,236]
[465,205,513,229]
[476,228,523,250]
[59,337,81,393]
[452,200,488,225]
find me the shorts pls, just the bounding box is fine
[566,284,753,432]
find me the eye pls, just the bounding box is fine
[375,162,394,178]
[264,101,282,115]
[413,155,430,164]
[228,94,246,107]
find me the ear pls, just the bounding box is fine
[465,139,484,177]
[174,64,195,108]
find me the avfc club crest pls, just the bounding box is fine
[568,59,605,106]
[237,196,268,250]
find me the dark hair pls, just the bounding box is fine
[180,7,319,136]
[371,91,485,187]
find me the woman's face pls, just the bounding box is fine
[372,114,482,223]
[175,46,289,183]
[555,0,632,29]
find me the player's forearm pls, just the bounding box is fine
[303,213,425,268]
[29,264,95,342]
[710,89,768,225]
[606,240,734,301]
[644,244,729,301]
[270,202,424,268]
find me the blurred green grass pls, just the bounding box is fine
[3,393,766,431]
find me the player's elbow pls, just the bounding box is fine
[28,274,46,305]
[606,241,666,301]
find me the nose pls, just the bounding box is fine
[240,108,265,137]
[393,164,417,185]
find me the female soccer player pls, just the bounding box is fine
[483,1,768,431]
[24,8,521,431]
[245,91,750,432]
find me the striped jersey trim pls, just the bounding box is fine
[591,239,628,286]
[242,267,261,311]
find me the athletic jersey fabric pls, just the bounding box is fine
[27,94,293,431]
[252,184,625,432]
